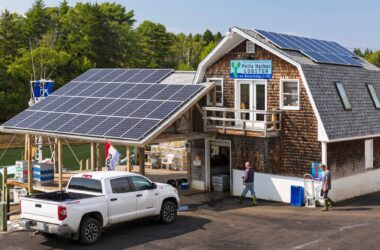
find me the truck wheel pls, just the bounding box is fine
[160,200,177,224]
[79,217,102,245]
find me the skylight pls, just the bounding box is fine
[335,83,352,111]
[366,84,380,109]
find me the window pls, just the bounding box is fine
[68,178,102,193]
[110,177,132,193]
[366,84,380,109]
[365,139,374,169]
[130,176,152,191]
[246,41,255,53]
[280,80,299,110]
[335,82,352,110]
[207,78,223,106]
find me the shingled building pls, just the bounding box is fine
[191,26,380,202]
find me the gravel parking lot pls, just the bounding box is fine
[2,192,380,250]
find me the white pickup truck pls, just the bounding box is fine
[18,171,180,245]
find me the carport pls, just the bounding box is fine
[0,69,215,195]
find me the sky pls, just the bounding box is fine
[1,0,380,50]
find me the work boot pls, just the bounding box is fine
[252,195,257,206]
[238,196,244,204]
[327,198,334,209]
[321,198,329,211]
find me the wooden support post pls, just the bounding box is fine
[90,143,96,171]
[24,134,28,161]
[96,143,100,171]
[189,108,194,133]
[187,142,192,186]
[3,168,9,220]
[57,138,63,191]
[27,134,33,194]
[79,160,83,171]
[139,147,145,176]
[126,146,132,171]
[0,201,6,232]
[86,159,90,170]
[54,138,58,174]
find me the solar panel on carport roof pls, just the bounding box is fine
[2,68,205,141]
[255,29,361,66]
[2,111,35,127]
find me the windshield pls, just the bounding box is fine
[68,177,103,193]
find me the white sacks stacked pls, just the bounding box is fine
[32,163,54,186]
[212,174,230,192]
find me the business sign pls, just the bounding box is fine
[230,60,272,79]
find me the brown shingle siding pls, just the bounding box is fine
[204,40,321,177]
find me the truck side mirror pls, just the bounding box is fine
[151,183,157,189]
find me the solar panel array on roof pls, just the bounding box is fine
[2,69,204,141]
[255,29,361,67]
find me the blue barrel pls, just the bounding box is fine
[290,185,304,207]
[44,81,55,95]
[33,81,41,97]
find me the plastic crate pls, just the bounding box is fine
[290,185,304,207]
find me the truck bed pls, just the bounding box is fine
[28,191,96,202]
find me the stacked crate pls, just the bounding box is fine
[32,163,54,185]
[15,161,29,183]
[212,174,230,192]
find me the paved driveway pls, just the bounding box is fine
[1,192,380,249]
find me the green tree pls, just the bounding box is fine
[203,29,214,45]
[135,21,175,68]
[366,51,380,68]
[199,41,217,62]
[0,10,27,64]
[25,0,50,43]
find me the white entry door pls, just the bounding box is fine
[235,80,267,129]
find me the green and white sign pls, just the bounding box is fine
[230,60,272,79]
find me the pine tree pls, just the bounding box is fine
[25,0,50,43]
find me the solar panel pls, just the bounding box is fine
[28,112,62,129]
[121,119,160,140]
[56,114,91,133]
[255,29,361,66]
[2,68,206,141]
[105,118,141,138]
[129,101,164,118]
[29,96,59,110]
[142,69,173,83]
[87,117,123,136]
[127,69,155,83]
[2,111,35,127]
[72,116,106,134]
[105,83,136,98]
[112,69,140,82]
[43,114,76,131]
[68,98,100,113]
[14,112,48,128]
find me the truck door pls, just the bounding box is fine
[108,177,137,224]
[129,176,159,218]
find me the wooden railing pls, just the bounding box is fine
[202,107,283,137]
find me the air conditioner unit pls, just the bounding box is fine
[246,41,255,54]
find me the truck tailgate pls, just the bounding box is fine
[21,198,60,224]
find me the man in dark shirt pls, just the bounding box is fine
[239,161,257,206]
[320,164,334,211]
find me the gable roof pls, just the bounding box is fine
[195,26,380,142]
